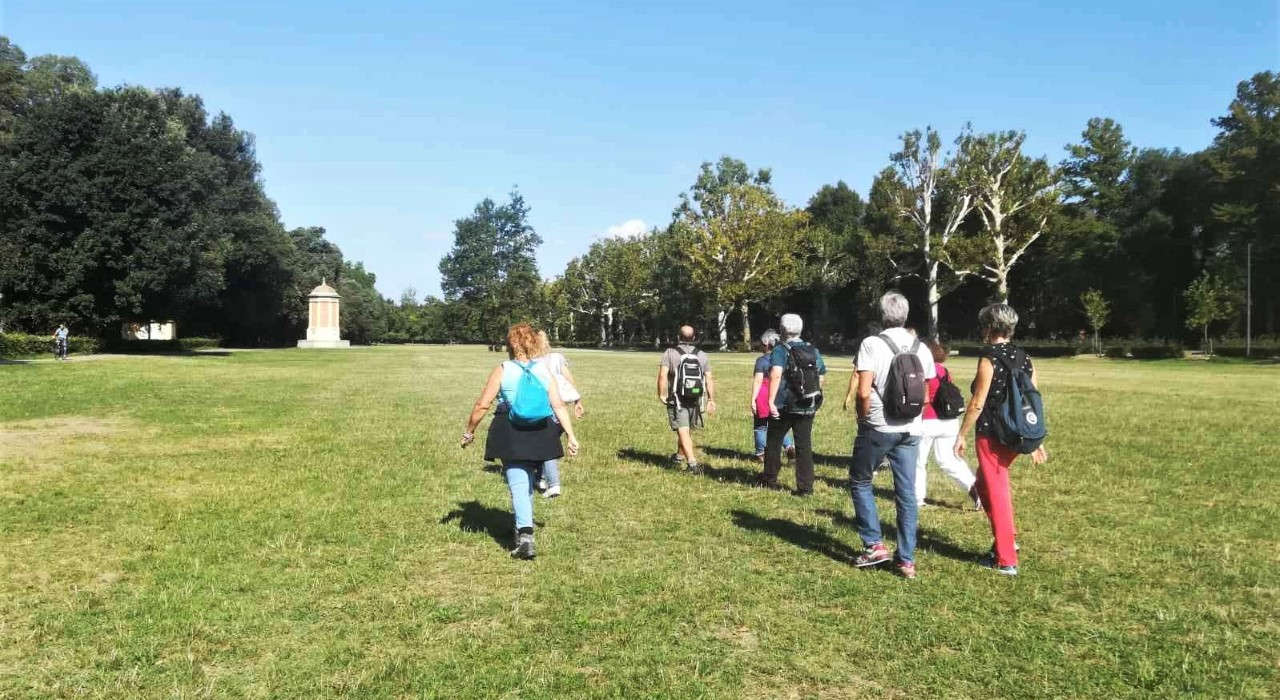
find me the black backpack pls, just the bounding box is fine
[931,366,965,419]
[990,350,1047,454]
[672,348,706,406]
[783,342,823,411]
[877,334,927,421]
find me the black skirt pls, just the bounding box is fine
[483,405,565,462]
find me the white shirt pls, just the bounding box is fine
[537,353,580,402]
[855,328,936,434]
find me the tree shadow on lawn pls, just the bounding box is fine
[815,508,976,563]
[704,446,850,470]
[616,448,762,486]
[440,501,541,550]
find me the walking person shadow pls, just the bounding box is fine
[440,501,543,551]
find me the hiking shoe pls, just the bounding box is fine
[753,478,784,491]
[752,453,765,464]
[510,533,536,560]
[853,543,891,568]
[685,462,704,476]
[792,489,813,498]
[978,552,1017,576]
[543,484,561,498]
[896,561,918,579]
[968,486,982,510]
[785,445,797,460]
[670,453,687,467]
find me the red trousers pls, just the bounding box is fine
[975,434,1020,567]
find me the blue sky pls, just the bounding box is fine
[3,1,1277,298]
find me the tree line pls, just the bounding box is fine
[423,70,1276,351]
[0,37,387,345]
[1,34,1274,352]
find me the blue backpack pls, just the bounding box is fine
[508,361,553,427]
[991,351,1046,454]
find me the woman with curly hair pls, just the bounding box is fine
[462,323,580,559]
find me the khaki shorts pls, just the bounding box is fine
[667,403,703,431]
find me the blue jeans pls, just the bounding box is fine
[503,461,539,530]
[540,460,560,487]
[850,426,920,563]
[753,417,794,455]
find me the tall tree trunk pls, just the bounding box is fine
[926,260,941,340]
[598,313,607,346]
[997,269,1010,304]
[739,300,751,351]
[716,308,729,351]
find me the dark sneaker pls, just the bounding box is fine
[792,489,813,498]
[752,453,765,464]
[978,552,1017,576]
[753,478,784,491]
[785,445,797,460]
[968,486,983,511]
[510,533,536,560]
[853,543,891,568]
[896,561,918,579]
[685,462,704,476]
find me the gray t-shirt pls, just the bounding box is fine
[855,328,936,434]
[660,344,710,400]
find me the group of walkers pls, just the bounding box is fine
[462,292,1048,578]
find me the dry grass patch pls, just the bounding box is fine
[0,416,137,464]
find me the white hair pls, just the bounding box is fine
[780,313,803,338]
[759,329,781,348]
[880,292,909,327]
[979,303,1019,337]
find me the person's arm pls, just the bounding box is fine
[767,366,783,419]
[462,366,503,447]
[704,370,717,414]
[843,370,858,412]
[856,370,874,420]
[751,371,765,416]
[546,374,580,456]
[561,361,585,417]
[657,364,669,404]
[954,358,994,458]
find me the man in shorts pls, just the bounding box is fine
[658,325,717,474]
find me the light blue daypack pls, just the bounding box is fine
[508,361,553,427]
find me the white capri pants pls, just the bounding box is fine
[916,418,976,506]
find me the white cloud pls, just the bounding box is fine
[604,219,647,239]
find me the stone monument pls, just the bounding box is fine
[297,279,350,348]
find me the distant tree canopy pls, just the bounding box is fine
[1,34,1274,351]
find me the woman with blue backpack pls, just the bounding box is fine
[954,304,1048,577]
[461,323,580,560]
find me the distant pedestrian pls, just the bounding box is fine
[758,314,825,496]
[659,325,716,474]
[52,324,69,361]
[849,292,935,579]
[534,330,585,498]
[954,304,1049,577]
[916,339,978,508]
[750,329,793,463]
[461,323,580,560]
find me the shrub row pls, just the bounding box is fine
[101,337,222,353]
[0,332,100,357]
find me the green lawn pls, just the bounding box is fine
[1,347,1276,699]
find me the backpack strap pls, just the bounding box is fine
[876,333,898,355]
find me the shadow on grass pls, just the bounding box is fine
[616,448,673,469]
[816,508,976,563]
[731,510,860,566]
[703,446,850,470]
[440,501,540,550]
[617,448,765,487]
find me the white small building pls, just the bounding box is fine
[297,280,350,348]
[122,320,176,341]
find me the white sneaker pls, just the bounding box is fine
[543,484,562,498]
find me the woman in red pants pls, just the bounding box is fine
[954,303,1048,577]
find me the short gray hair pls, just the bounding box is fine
[780,313,803,338]
[880,292,909,327]
[978,303,1019,337]
[759,329,780,348]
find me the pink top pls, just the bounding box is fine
[922,362,949,421]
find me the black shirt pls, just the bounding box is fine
[974,343,1034,436]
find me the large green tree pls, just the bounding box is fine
[802,181,864,342]
[438,191,542,341]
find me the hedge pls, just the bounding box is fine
[0,332,100,357]
[102,337,222,353]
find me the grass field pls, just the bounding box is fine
[1,346,1277,699]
